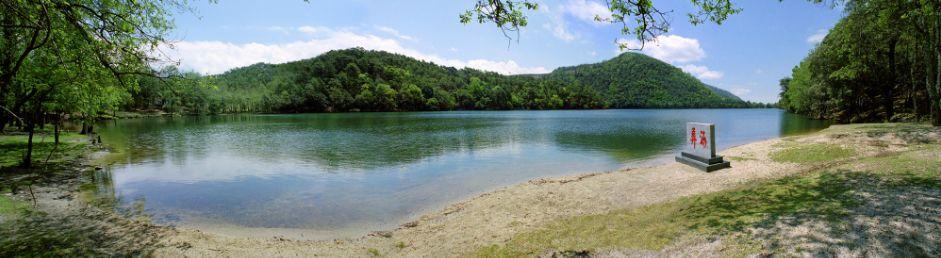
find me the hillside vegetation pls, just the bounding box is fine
[128,48,760,114]
[778,1,941,125]
[544,52,743,108]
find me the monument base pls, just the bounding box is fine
[675,152,730,172]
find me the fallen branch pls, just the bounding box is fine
[28,182,37,208]
[0,105,25,124]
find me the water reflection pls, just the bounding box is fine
[92,109,828,235]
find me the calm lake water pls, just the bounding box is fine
[93,109,828,237]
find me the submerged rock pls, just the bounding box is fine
[401,221,418,228]
[370,231,393,238]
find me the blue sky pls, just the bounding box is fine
[162,0,844,103]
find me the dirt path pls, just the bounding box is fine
[153,124,924,257]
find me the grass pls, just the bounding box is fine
[473,142,941,257]
[0,131,160,257]
[0,132,88,169]
[769,142,856,164]
[0,209,165,257]
[0,195,29,217]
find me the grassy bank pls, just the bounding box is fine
[0,131,167,256]
[474,124,941,257]
[0,132,88,170]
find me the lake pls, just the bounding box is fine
[93,109,828,238]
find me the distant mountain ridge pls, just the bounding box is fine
[199,48,754,113]
[541,52,743,107]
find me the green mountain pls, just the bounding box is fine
[542,52,743,108]
[132,48,754,114]
[705,84,741,101]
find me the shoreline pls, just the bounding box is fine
[154,123,939,257]
[5,123,938,257]
[161,151,683,242]
[152,126,830,256]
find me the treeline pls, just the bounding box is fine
[779,0,941,124]
[128,48,762,115]
[128,49,609,113]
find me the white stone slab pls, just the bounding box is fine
[684,122,716,159]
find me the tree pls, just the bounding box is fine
[397,84,425,110]
[0,0,185,167]
[778,0,941,125]
[374,83,398,111]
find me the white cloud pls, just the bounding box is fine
[375,26,417,41]
[679,64,723,80]
[617,35,706,63]
[466,59,548,75]
[589,51,597,56]
[806,29,827,45]
[562,0,612,24]
[614,35,722,81]
[157,29,547,75]
[543,21,575,41]
[542,0,611,41]
[297,25,330,34]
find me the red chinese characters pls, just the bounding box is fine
[690,127,709,149]
[699,130,707,148]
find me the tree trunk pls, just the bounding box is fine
[911,54,919,116]
[929,48,941,126]
[53,120,59,144]
[23,122,34,168]
[935,48,941,126]
[886,38,899,121]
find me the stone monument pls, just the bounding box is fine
[675,122,730,172]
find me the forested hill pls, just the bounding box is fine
[777,1,939,124]
[131,48,757,114]
[542,52,743,107]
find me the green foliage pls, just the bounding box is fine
[367,247,381,257]
[544,52,751,108]
[460,0,539,40]
[130,48,758,114]
[779,0,941,124]
[0,0,186,166]
[0,195,28,216]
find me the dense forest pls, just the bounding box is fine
[127,48,760,114]
[779,0,941,124]
[544,52,748,108]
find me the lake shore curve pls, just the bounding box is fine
[149,123,940,257]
